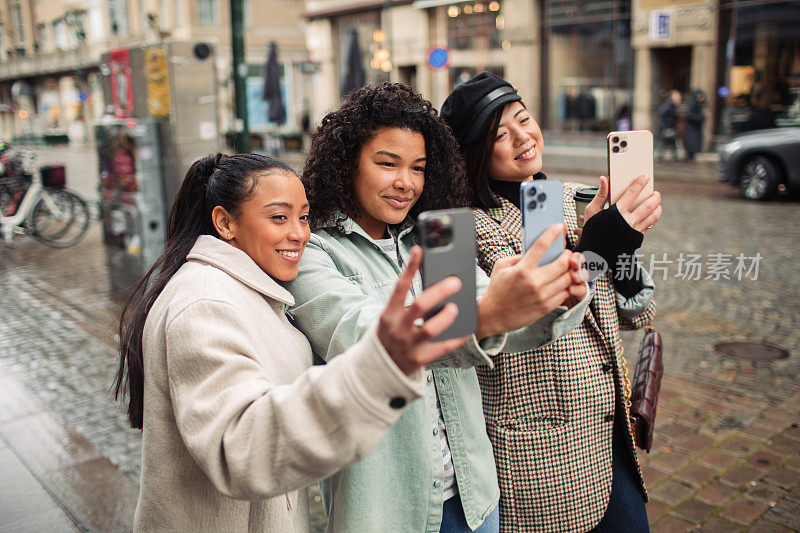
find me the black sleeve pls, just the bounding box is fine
[573,204,645,298]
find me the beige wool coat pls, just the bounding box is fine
[134,235,425,532]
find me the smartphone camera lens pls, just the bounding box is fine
[528,200,538,210]
[528,187,538,197]
[620,140,628,148]
[612,146,620,153]
[426,236,440,248]
[612,136,620,144]
[537,192,547,202]
[426,219,442,230]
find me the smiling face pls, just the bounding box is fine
[352,127,426,239]
[224,170,311,281]
[489,101,545,182]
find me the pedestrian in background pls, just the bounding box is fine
[114,152,468,532]
[684,89,707,161]
[442,72,661,532]
[656,90,680,162]
[286,82,590,532]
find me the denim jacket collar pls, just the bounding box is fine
[322,213,417,242]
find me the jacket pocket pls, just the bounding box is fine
[478,347,567,430]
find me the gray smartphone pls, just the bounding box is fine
[520,180,565,266]
[417,208,478,341]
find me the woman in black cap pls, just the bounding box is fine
[441,72,662,532]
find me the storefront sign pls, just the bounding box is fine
[145,45,171,118]
[109,49,134,118]
[649,10,671,40]
[426,46,450,70]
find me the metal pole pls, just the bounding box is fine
[230,0,250,153]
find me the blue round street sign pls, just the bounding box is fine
[427,46,450,70]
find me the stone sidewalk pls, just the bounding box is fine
[640,375,800,531]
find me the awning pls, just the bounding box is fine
[413,0,471,9]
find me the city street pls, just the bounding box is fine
[1,144,799,531]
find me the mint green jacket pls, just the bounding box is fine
[284,216,588,532]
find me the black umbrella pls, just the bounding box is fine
[341,28,365,97]
[262,41,286,125]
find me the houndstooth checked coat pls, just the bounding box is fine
[474,182,656,532]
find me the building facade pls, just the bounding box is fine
[304,0,799,150]
[0,0,312,144]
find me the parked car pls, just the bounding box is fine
[717,127,800,200]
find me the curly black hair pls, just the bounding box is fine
[303,82,471,231]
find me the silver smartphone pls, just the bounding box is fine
[520,180,565,266]
[417,208,478,341]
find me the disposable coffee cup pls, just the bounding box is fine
[574,186,599,228]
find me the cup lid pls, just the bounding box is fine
[574,186,599,202]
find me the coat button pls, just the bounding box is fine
[433,428,439,436]
[434,480,441,488]
[389,397,406,409]
[601,363,612,373]
[427,374,434,383]
[604,413,614,422]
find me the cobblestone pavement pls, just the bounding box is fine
[1,146,798,531]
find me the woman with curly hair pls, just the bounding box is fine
[441,72,662,531]
[284,82,591,532]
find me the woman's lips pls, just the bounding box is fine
[383,196,412,209]
[515,145,537,161]
[276,249,302,263]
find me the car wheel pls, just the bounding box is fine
[740,156,781,201]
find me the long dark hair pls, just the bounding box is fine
[462,108,504,210]
[303,82,471,231]
[114,153,295,429]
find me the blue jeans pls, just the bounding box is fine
[440,494,499,533]
[592,418,650,532]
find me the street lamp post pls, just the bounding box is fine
[230,0,250,153]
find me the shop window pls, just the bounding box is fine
[719,2,800,132]
[545,0,630,24]
[35,24,46,52]
[546,20,633,132]
[447,2,502,51]
[12,4,24,45]
[109,0,130,36]
[198,0,219,27]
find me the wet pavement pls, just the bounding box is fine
[1,143,798,532]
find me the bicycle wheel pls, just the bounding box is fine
[30,189,91,248]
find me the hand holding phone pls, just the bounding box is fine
[607,130,654,209]
[377,246,468,376]
[520,180,565,266]
[417,208,478,341]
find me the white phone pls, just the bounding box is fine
[607,130,654,209]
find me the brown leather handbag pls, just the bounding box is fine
[627,326,663,453]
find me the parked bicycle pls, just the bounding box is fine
[0,149,91,248]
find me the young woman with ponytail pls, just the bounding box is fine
[114,153,468,532]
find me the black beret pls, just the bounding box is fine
[441,72,521,146]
